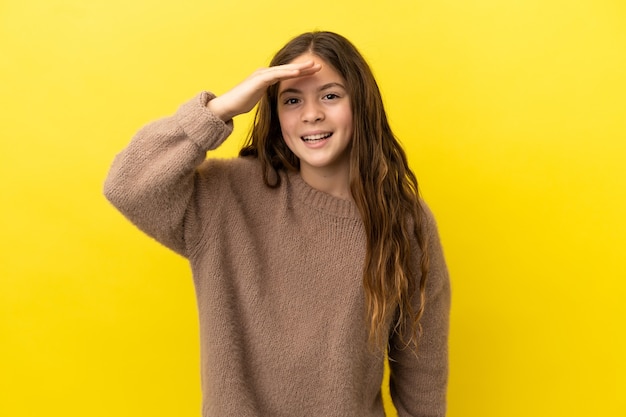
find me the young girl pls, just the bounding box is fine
[104,31,450,417]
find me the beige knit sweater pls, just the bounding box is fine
[104,92,450,417]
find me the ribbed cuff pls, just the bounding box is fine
[175,91,234,151]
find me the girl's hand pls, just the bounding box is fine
[206,61,321,122]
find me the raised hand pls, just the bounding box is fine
[207,61,321,122]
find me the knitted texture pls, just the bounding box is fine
[104,92,450,417]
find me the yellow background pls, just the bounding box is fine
[2,0,625,416]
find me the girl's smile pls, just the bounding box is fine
[301,131,332,143]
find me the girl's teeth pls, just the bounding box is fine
[302,133,332,141]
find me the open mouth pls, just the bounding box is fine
[301,132,332,142]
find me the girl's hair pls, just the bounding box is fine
[240,31,429,352]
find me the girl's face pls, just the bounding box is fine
[277,53,353,179]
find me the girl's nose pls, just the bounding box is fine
[301,102,324,123]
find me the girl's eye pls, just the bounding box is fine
[283,98,300,105]
[323,93,339,100]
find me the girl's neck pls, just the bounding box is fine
[299,165,353,201]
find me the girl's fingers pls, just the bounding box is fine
[256,61,322,85]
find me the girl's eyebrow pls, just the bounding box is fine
[278,82,347,98]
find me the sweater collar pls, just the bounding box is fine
[286,171,361,219]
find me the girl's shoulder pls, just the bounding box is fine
[196,157,263,181]
[196,154,261,178]
[194,155,284,199]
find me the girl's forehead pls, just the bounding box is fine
[280,54,346,91]
[288,52,323,65]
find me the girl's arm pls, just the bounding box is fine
[388,207,451,417]
[103,92,233,256]
[104,61,322,256]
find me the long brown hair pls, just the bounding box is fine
[240,31,429,351]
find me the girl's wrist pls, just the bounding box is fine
[205,96,233,122]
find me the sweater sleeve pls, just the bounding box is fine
[388,205,451,417]
[103,92,233,257]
